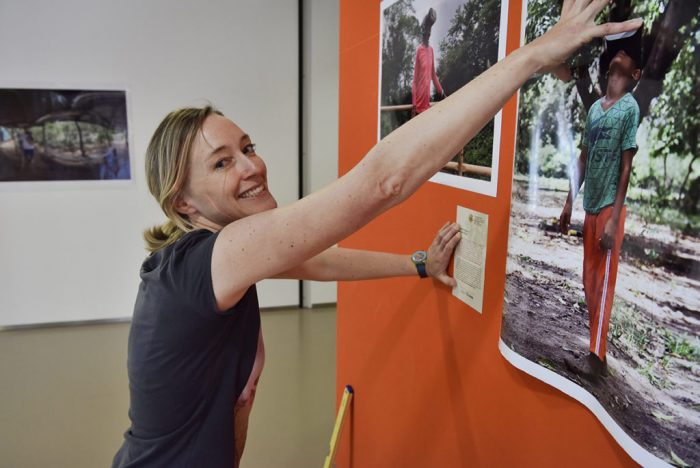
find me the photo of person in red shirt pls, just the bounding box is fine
[412,8,445,115]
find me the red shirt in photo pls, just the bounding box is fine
[412,44,443,114]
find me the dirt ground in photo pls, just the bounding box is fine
[502,178,700,466]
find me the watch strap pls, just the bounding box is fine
[415,262,428,278]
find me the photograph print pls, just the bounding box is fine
[0,88,130,183]
[501,1,699,466]
[379,0,508,196]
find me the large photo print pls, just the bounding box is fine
[379,0,508,196]
[501,1,699,466]
[0,88,130,183]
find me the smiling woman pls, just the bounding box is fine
[118,105,463,468]
[112,2,643,466]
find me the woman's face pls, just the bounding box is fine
[176,114,277,230]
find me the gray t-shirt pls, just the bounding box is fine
[113,230,260,467]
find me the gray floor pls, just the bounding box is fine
[0,306,336,468]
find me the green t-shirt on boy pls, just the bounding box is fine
[582,92,640,214]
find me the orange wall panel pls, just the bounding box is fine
[336,1,637,466]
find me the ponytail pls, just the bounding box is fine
[143,220,186,253]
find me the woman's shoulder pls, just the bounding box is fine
[141,229,218,273]
[172,229,218,249]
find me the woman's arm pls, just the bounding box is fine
[212,2,642,310]
[275,222,461,287]
[274,248,416,281]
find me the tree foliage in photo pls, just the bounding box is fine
[381,0,421,138]
[437,0,500,95]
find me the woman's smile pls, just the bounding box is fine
[238,184,267,199]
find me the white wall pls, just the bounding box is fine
[302,0,339,307]
[0,0,299,326]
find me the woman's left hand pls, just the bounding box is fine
[426,222,461,287]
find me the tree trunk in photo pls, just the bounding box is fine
[684,177,700,215]
[633,0,700,119]
[42,123,47,157]
[677,127,699,212]
[677,153,698,209]
[574,63,600,111]
[609,0,633,22]
[74,120,87,158]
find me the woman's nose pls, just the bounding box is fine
[236,153,258,177]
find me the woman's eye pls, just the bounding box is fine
[214,158,230,169]
[243,143,257,155]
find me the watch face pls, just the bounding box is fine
[412,250,428,263]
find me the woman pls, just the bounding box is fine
[113,3,641,466]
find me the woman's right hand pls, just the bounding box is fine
[529,0,642,74]
[426,222,461,288]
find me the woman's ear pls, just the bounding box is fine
[174,194,197,216]
[632,68,641,81]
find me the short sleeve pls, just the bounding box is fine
[172,231,222,315]
[621,99,640,151]
[142,230,227,319]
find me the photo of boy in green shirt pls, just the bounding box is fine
[559,31,642,378]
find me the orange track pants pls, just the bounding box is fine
[583,205,626,361]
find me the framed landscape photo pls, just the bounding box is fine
[0,87,131,186]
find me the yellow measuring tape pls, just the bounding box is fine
[323,385,354,468]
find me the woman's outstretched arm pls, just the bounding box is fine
[212,1,642,310]
[274,222,461,287]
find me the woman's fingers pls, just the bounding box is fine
[444,229,461,251]
[570,0,591,16]
[438,223,460,250]
[577,0,642,40]
[582,0,611,22]
[560,0,573,19]
[589,18,643,40]
[441,224,460,249]
[434,222,451,243]
[435,222,452,242]
[437,272,457,288]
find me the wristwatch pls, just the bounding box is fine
[411,250,428,278]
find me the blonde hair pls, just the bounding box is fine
[143,106,222,253]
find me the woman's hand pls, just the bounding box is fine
[426,222,461,287]
[530,0,642,73]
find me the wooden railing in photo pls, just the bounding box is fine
[380,103,492,178]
